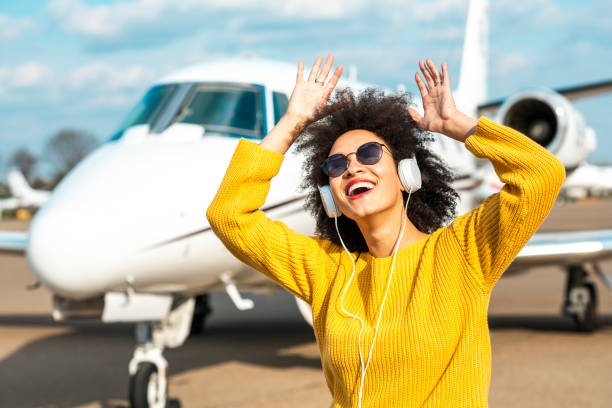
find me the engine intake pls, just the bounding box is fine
[495,88,595,170]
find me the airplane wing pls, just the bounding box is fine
[477,79,612,117]
[508,229,612,273]
[0,231,27,254]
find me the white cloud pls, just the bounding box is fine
[410,0,466,22]
[48,0,466,43]
[69,62,156,91]
[48,0,160,38]
[0,13,34,41]
[48,0,368,40]
[10,62,54,88]
[0,62,56,104]
[495,0,565,25]
[495,52,530,76]
[279,0,364,19]
[0,61,155,109]
[424,25,465,41]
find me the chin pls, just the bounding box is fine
[342,204,382,221]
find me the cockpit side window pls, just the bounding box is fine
[108,84,177,141]
[272,92,289,125]
[172,84,265,139]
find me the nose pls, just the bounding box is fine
[344,153,366,177]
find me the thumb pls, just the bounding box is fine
[407,108,423,127]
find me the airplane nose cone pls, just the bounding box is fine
[26,203,125,299]
[25,137,236,300]
[24,145,134,299]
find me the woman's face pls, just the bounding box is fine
[327,129,405,221]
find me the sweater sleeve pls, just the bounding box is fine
[450,117,566,291]
[206,138,334,304]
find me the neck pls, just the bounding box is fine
[356,200,428,258]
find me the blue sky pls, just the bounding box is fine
[1,0,611,179]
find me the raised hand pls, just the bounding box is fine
[408,58,476,142]
[286,54,343,123]
[259,54,342,154]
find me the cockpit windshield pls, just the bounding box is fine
[172,84,264,138]
[108,84,177,141]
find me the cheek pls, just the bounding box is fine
[374,164,400,189]
[329,179,343,200]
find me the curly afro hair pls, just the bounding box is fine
[294,87,458,253]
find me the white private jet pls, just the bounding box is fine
[0,170,50,219]
[8,169,51,207]
[2,0,612,406]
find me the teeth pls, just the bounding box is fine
[348,181,375,196]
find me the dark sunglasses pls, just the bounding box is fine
[321,141,391,178]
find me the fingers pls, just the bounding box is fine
[307,56,324,82]
[419,58,445,90]
[296,61,304,82]
[318,54,334,83]
[441,61,450,88]
[407,108,423,129]
[414,72,429,98]
[425,58,442,85]
[324,65,343,97]
[419,59,436,90]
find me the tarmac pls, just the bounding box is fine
[1,199,612,407]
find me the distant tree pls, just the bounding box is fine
[45,129,99,188]
[31,177,50,190]
[9,148,37,182]
[0,182,9,199]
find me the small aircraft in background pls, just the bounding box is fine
[560,163,612,201]
[7,169,51,208]
[0,170,50,219]
[1,0,612,406]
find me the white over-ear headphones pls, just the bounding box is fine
[318,157,421,218]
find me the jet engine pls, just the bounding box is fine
[494,88,596,170]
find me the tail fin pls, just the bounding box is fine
[8,169,32,198]
[455,0,489,117]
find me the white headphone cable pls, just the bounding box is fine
[336,191,412,408]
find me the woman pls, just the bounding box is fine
[206,55,565,407]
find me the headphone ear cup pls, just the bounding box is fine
[398,157,422,193]
[318,185,342,218]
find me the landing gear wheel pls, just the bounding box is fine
[570,282,598,332]
[190,294,212,335]
[129,362,163,408]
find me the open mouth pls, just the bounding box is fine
[347,181,375,197]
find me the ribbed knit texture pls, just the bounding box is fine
[206,117,566,407]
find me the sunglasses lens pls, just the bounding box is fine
[357,142,383,165]
[323,154,348,177]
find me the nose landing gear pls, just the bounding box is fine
[128,297,194,408]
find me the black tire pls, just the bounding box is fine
[573,283,598,332]
[166,399,182,408]
[190,294,212,335]
[129,362,161,408]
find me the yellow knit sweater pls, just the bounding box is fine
[206,117,566,407]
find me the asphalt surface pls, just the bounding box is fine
[1,200,612,407]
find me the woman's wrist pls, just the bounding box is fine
[442,112,478,143]
[259,113,306,155]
